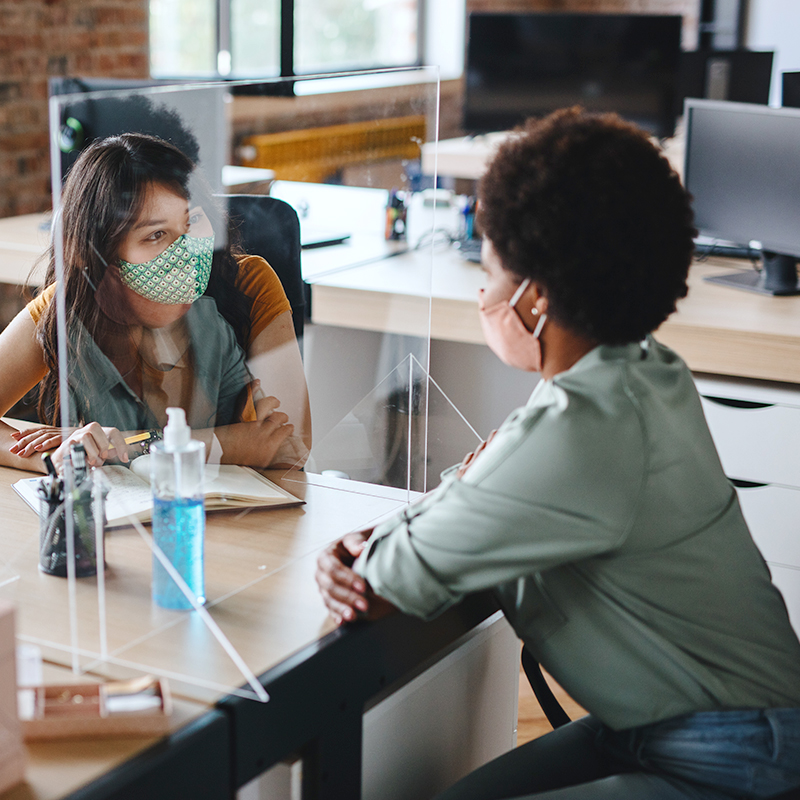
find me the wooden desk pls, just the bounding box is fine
[1,468,409,702]
[0,214,49,288]
[420,133,511,181]
[421,130,685,183]
[308,246,800,385]
[0,467,510,800]
[7,210,799,384]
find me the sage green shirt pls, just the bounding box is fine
[355,337,800,730]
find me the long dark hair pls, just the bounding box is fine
[37,133,253,423]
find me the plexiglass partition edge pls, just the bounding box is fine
[0,69,459,704]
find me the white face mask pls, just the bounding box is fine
[119,233,214,305]
[478,278,547,372]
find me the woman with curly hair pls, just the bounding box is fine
[316,108,800,799]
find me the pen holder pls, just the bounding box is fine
[38,476,107,578]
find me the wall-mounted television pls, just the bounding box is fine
[464,12,683,139]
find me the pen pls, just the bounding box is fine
[42,433,147,460]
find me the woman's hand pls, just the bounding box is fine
[316,529,396,625]
[456,429,497,478]
[51,423,129,470]
[213,394,296,469]
[8,427,75,459]
[253,387,309,469]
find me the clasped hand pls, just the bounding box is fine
[316,431,498,626]
[315,529,396,625]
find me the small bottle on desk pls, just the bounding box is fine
[385,190,407,240]
[150,408,206,610]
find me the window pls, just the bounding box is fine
[150,0,218,77]
[150,0,419,79]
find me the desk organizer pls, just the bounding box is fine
[21,675,172,740]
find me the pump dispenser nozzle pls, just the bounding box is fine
[163,407,191,452]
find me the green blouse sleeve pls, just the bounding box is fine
[355,376,647,620]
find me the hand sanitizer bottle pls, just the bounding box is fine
[150,407,206,610]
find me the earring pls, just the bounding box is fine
[531,307,539,315]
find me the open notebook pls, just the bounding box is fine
[13,456,302,528]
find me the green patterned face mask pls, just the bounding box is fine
[118,233,214,305]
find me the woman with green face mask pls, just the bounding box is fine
[0,133,304,473]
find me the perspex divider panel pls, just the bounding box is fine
[9,69,440,704]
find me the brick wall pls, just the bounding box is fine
[0,0,149,219]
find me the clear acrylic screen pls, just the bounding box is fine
[0,69,475,704]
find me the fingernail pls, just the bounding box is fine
[353,580,365,593]
[355,598,368,612]
[9,445,18,453]
[34,444,43,450]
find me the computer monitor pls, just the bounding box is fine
[677,50,773,107]
[683,99,800,295]
[782,72,800,108]
[464,12,682,139]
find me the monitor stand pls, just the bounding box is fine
[704,252,800,296]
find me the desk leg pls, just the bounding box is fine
[302,710,363,800]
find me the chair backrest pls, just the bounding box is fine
[217,194,306,342]
[521,645,571,730]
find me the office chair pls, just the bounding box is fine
[217,194,306,344]
[521,645,571,729]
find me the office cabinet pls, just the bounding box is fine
[695,375,800,636]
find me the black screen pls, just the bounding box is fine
[464,13,682,138]
[684,99,800,259]
[783,72,800,108]
[678,50,773,107]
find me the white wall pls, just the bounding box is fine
[746,0,800,106]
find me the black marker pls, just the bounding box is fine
[41,452,57,478]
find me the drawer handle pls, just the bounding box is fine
[730,478,769,489]
[703,396,774,410]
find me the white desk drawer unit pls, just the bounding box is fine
[694,375,800,636]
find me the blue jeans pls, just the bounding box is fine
[434,709,800,799]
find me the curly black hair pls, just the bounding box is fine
[477,107,696,344]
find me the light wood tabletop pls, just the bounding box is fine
[0,214,50,288]
[310,246,800,384]
[4,663,212,800]
[657,258,800,384]
[0,464,415,798]
[1,466,411,705]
